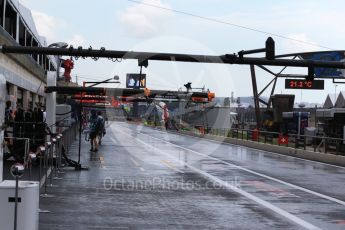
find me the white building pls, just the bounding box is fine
[0,0,57,111]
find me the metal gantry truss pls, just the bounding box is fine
[1,37,345,128]
[1,38,344,69]
[47,86,215,106]
[249,51,345,128]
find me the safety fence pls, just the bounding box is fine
[2,122,78,229]
[3,121,78,191]
[4,121,47,154]
[143,122,345,155]
[195,128,345,155]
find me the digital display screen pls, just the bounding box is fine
[285,79,324,90]
[126,74,146,89]
[300,52,345,78]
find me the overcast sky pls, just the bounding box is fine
[20,0,345,103]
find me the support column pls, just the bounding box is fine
[38,96,43,106]
[33,94,39,108]
[250,65,261,128]
[0,74,6,182]
[15,13,19,42]
[133,102,139,119]
[23,90,30,111]
[267,77,277,109]
[46,71,56,133]
[8,84,17,110]
[2,0,6,29]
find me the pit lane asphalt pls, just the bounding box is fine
[39,122,345,229]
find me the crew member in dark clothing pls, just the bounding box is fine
[4,101,13,160]
[5,101,13,122]
[13,107,25,161]
[36,108,46,146]
[97,111,106,145]
[89,110,101,152]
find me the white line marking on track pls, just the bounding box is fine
[110,136,145,171]
[130,157,140,166]
[133,126,345,207]
[161,160,184,173]
[139,167,145,172]
[117,126,321,230]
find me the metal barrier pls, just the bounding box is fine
[61,122,78,155]
[36,121,78,210]
[193,128,345,155]
[4,121,78,189]
[3,137,30,164]
[5,121,47,148]
[40,141,55,198]
[0,120,79,228]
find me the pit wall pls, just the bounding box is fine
[176,129,345,167]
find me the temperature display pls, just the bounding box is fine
[285,79,324,90]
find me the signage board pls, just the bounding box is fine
[126,74,146,89]
[300,52,345,78]
[285,79,324,90]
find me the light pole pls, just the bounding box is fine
[48,42,68,81]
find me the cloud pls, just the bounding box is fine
[282,33,320,54]
[67,34,86,47]
[31,10,65,42]
[31,10,85,47]
[119,0,173,38]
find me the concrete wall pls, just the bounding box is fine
[0,29,47,110]
[0,25,46,82]
[0,23,47,110]
[0,53,46,96]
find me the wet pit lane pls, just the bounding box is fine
[39,122,345,229]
